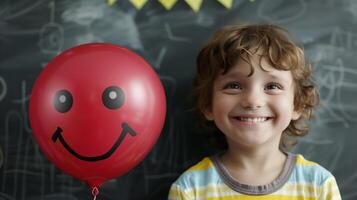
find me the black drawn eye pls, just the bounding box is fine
[102,86,125,110]
[54,90,73,113]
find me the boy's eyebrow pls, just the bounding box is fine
[265,71,292,83]
[219,71,246,79]
[218,71,291,83]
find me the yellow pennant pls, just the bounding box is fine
[107,0,118,6]
[217,0,233,9]
[158,0,178,10]
[130,0,148,9]
[185,0,203,12]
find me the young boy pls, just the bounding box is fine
[168,24,341,199]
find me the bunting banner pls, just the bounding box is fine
[217,0,233,9]
[159,0,178,10]
[107,0,244,11]
[184,0,203,12]
[130,0,149,9]
[107,0,117,6]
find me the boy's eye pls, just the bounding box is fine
[223,82,243,90]
[265,82,283,90]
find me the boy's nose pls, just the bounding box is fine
[240,88,265,109]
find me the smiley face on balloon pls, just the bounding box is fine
[29,43,166,190]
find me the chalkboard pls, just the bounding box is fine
[1,0,357,199]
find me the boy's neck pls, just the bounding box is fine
[220,144,287,186]
[223,134,286,169]
[223,147,285,169]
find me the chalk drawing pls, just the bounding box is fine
[342,0,357,22]
[0,192,14,200]
[257,0,306,23]
[2,0,45,20]
[165,23,190,42]
[38,1,64,55]
[0,146,3,169]
[153,47,167,69]
[2,110,22,197]
[12,81,32,133]
[0,76,7,102]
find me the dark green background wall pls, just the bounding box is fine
[0,0,356,199]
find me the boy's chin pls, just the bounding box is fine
[226,133,281,149]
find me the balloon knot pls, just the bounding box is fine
[92,187,99,200]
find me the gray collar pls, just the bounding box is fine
[211,152,296,195]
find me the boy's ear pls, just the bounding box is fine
[292,109,302,120]
[203,109,214,121]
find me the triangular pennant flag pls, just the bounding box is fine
[185,0,203,12]
[129,0,148,10]
[217,0,233,9]
[158,0,178,10]
[107,0,118,6]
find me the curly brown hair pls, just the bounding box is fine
[193,24,319,151]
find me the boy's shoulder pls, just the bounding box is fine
[186,157,214,171]
[172,153,337,189]
[172,157,220,189]
[292,153,335,185]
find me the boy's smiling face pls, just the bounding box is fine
[204,53,301,149]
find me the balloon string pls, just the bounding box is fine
[92,187,99,200]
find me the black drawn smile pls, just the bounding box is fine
[52,122,137,162]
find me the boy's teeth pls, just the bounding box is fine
[237,117,268,122]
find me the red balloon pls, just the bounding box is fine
[29,43,166,191]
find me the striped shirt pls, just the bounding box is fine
[168,153,341,200]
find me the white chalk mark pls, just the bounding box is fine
[2,111,16,191]
[12,81,32,133]
[74,31,103,44]
[299,137,335,145]
[13,113,23,200]
[154,47,167,69]
[4,169,42,177]
[0,146,3,169]
[312,41,357,127]
[196,12,215,27]
[320,102,349,127]
[0,76,7,102]
[12,81,31,104]
[2,110,22,195]
[38,1,63,55]
[165,23,190,42]
[321,64,357,75]
[61,2,104,26]
[0,192,14,200]
[21,137,31,200]
[257,0,307,23]
[39,23,63,55]
[49,1,55,22]
[329,27,357,52]
[0,29,41,36]
[5,0,46,20]
[342,0,357,22]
